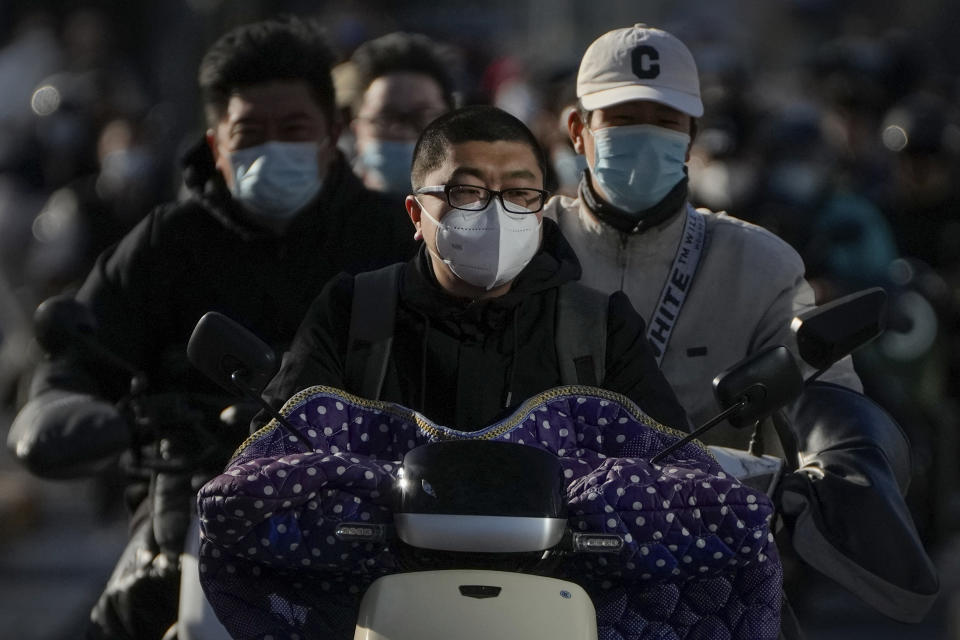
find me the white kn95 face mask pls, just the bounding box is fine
[419,197,542,290]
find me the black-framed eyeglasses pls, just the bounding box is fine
[415,184,549,214]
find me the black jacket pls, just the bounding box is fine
[261,219,688,431]
[10,138,419,640]
[30,141,417,404]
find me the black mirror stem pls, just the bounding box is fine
[771,409,800,472]
[229,370,299,437]
[650,398,748,465]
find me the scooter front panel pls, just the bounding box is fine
[354,570,598,640]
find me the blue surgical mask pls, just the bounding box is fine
[356,139,416,194]
[228,141,324,228]
[589,124,690,213]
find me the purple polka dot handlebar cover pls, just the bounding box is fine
[197,385,782,640]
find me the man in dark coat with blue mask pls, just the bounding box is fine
[8,17,417,640]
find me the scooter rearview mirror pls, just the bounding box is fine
[651,346,804,464]
[187,312,278,397]
[792,287,886,371]
[654,288,886,465]
[187,312,299,437]
[712,345,804,429]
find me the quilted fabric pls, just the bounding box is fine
[197,385,782,640]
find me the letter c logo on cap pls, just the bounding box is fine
[631,45,660,79]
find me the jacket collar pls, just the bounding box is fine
[579,169,689,235]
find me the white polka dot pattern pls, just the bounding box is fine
[197,385,782,640]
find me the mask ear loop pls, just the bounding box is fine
[414,197,453,267]
[412,197,425,241]
[415,197,447,229]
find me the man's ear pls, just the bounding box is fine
[205,129,219,163]
[405,195,423,239]
[567,108,587,155]
[686,117,698,163]
[206,129,233,187]
[327,118,344,146]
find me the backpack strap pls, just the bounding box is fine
[646,204,706,365]
[345,263,404,400]
[555,282,608,387]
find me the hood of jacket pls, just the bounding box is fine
[389,218,583,422]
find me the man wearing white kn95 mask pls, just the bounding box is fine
[255,104,689,437]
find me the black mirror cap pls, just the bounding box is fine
[398,440,567,519]
[793,287,887,371]
[33,294,98,357]
[187,312,277,396]
[713,345,804,429]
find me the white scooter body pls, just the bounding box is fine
[175,515,232,640]
[354,570,597,640]
[349,445,783,640]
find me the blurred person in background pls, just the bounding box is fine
[0,10,61,189]
[7,16,417,640]
[805,29,930,207]
[693,30,960,551]
[746,102,898,301]
[348,31,458,196]
[869,89,960,547]
[0,9,66,313]
[35,7,150,191]
[544,22,938,632]
[331,58,361,163]
[879,90,960,278]
[0,7,160,416]
[527,66,585,198]
[684,39,761,219]
[23,115,172,305]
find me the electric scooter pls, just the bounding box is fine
[186,288,887,640]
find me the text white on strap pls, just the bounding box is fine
[646,204,706,365]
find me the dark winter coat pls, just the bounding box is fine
[12,138,418,640]
[33,141,417,405]
[260,219,689,432]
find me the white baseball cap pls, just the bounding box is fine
[577,24,703,117]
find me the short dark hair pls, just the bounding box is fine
[198,17,337,126]
[411,106,546,190]
[349,32,457,117]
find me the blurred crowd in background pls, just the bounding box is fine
[0,0,958,627]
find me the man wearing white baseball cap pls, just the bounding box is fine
[544,22,938,631]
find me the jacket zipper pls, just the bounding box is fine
[618,232,629,291]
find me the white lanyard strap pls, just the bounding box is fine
[646,204,706,366]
